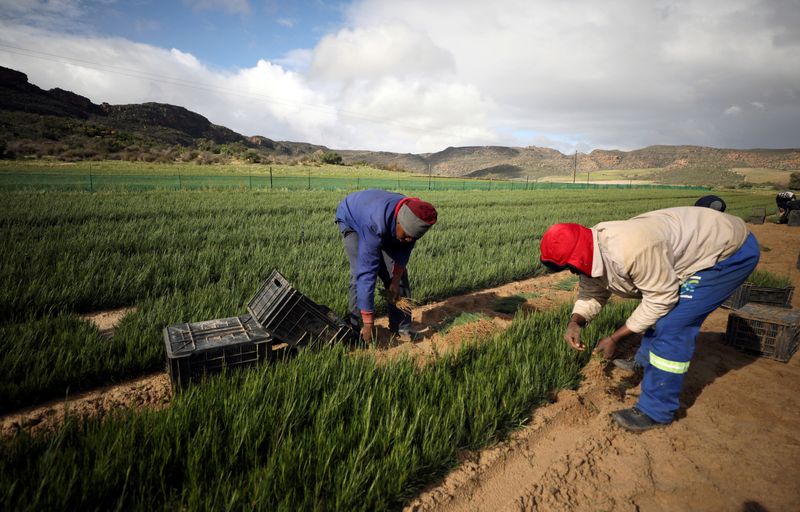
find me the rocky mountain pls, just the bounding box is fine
[340,144,800,182]
[1,65,798,185]
[0,66,328,163]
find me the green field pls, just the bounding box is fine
[731,167,798,186]
[0,160,712,192]
[0,181,777,510]
[540,167,663,184]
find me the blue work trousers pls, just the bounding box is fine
[341,228,412,333]
[634,233,760,423]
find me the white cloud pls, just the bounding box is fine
[340,0,800,150]
[276,17,294,28]
[184,0,250,15]
[1,0,799,153]
[724,105,742,116]
[309,24,455,82]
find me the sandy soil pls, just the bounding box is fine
[3,223,799,512]
[406,222,800,512]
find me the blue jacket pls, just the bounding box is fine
[335,189,415,312]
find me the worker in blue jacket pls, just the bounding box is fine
[335,189,438,343]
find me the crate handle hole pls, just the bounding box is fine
[274,279,282,287]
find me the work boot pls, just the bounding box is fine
[611,407,668,432]
[612,357,642,372]
[395,329,422,342]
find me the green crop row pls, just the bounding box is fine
[0,302,633,511]
[0,188,773,412]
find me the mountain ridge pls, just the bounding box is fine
[1,65,798,186]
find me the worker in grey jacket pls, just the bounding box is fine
[539,207,760,432]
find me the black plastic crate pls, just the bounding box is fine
[248,270,352,348]
[747,207,766,225]
[789,210,800,226]
[164,314,275,389]
[725,304,800,362]
[721,282,794,309]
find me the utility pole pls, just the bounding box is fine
[572,150,577,184]
[428,163,432,191]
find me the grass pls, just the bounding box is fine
[490,295,527,314]
[438,312,491,334]
[731,167,797,186]
[0,160,421,178]
[746,269,793,289]
[554,274,579,291]
[0,187,777,412]
[540,167,663,184]
[0,302,636,511]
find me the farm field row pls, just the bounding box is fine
[0,188,774,413]
[0,302,634,511]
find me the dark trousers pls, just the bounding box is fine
[341,228,412,333]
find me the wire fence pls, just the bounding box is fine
[0,171,709,193]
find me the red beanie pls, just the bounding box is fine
[539,223,593,276]
[397,198,437,238]
[405,199,437,223]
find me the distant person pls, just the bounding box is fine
[539,207,759,432]
[335,189,437,343]
[776,191,800,224]
[694,195,726,212]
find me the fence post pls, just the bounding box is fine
[269,167,273,189]
[307,168,311,190]
[357,176,360,189]
[526,176,529,190]
[177,175,182,190]
[88,173,93,192]
[249,175,252,189]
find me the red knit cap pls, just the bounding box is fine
[539,223,593,276]
[397,198,437,238]
[405,199,437,224]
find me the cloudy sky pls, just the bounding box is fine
[0,0,798,154]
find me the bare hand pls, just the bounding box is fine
[564,321,584,351]
[594,336,617,359]
[360,323,374,343]
[388,279,401,304]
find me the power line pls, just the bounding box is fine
[0,41,470,140]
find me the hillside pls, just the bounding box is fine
[0,66,328,164]
[1,65,798,186]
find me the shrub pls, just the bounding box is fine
[320,151,344,165]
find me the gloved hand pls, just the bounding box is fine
[564,320,584,351]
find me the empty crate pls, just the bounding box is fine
[722,282,794,309]
[725,303,800,362]
[747,207,766,225]
[248,270,352,348]
[164,314,275,389]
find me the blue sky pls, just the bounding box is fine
[0,0,798,153]
[79,1,347,70]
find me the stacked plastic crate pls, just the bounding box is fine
[164,270,351,389]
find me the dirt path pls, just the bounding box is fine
[406,222,800,512]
